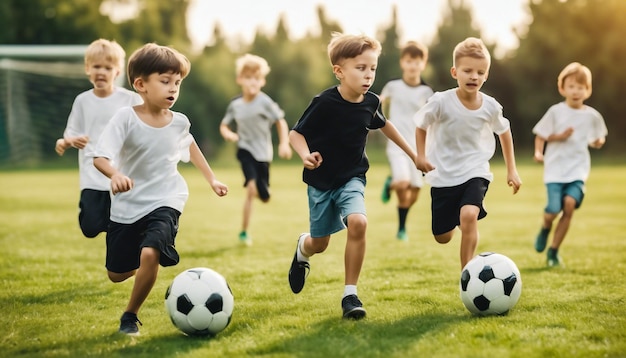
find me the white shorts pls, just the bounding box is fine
[386,145,423,188]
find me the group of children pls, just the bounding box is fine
[57,34,607,335]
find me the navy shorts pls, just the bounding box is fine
[78,189,110,238]
[105,207,180,273]
[237,148,270,200]
[430,177,489,235]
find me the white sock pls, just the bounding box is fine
[343,285,357,298]
[296,234,310,262]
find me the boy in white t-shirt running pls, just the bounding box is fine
[379,41,433,241]
[55,38,142,238]
[532,62,608,267]
[414,37,522,270]
[93,43,228,336]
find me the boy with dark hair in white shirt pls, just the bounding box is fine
[93,43,228,335]
[414,37,522,270]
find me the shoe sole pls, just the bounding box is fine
[343,307,367,320]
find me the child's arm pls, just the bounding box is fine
[289,130,322,170]
[589,137,606,149]
[498,130,522,194]
[93,157,134,194]
[533,135,546,163]
[415,127,435,173]
[380,121,416,161]
[55,138,70,156]
[219,123,239,142]
[275,118,292,159]
[189,140,228,197]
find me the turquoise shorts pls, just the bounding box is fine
[307,177,366,238]
[545,181,585,214]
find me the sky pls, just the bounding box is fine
[187,0,532,56]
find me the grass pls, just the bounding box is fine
[1,161,625,357]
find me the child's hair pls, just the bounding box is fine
[327,32,382,66]
[84,39,125,70]
[401,41,428,62]
[235,54,270,77]
[452,37,491,68]
[557,62,592,96]
[127,43,191,86]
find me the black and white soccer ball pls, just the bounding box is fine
[460,252,522,316]
[165,267,234,336]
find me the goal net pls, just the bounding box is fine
[0,45,91,168]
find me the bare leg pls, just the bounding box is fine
[125,247,160,314]
[241,180,257,234]
[459,205,480,269]
[344,213,367,285]
[550,196,576,249]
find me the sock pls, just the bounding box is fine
[398,207,409,231]
[343,285,357,298]
[296,234,310,262]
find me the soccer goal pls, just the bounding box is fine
[0,45,90,167]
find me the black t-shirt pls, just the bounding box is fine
[292,86,386,190]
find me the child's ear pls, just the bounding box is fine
[133,77,145,92]
[450,66,457,79]
[333,65,343,80]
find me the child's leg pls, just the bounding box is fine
[124,247,160,314]
[242,180,257,233]
[344,213,367,285]
[459,205,480,269]
[550,196,576,250]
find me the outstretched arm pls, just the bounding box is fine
[499,130,522,194]
[289,130,322,170]
[275,118,292,159]
[380,121,416,161]
[189,140,228,197]
[415,127,435,173]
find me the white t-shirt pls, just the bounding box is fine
[380,79,433,150]
[63,87,142,191]
[93,107,194,224]
[414,89,510,187]
[532,102,608,183]
[221,92,284,162]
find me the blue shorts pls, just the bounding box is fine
[105,207,180,273]
[545,181,585,214]
[307,177,366,238]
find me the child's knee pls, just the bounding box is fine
[435,231,453,244]
[108,270,134,283]
[346,213,367,231]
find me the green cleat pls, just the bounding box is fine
[535,227,550,252]
[239,231,252,246]
[396,229,408,241]
[381,176,392,203]
[547,248,564,267]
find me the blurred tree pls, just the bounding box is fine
[372,5,401,95]
[510,0,626,153]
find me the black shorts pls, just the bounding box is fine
[78,189,111,238]
[430,177,489,235]
[236,148,270,200]
[105,207,181,274]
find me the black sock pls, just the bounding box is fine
[398,207,409,231]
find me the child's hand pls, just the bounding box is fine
[303,152,322,170]
[67,135,90,149]
[589,137,606,149]
[533,151,544,163]
[55,138,68,156]
[507,172,522,194]
[224,132,239,142]
[110,173,134,194]
[556,127,574,141]
[211,180,229,197]
[415,156,435,173]
[278,142,292,160]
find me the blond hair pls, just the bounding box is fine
[235,54,270,77]
[453,37,491,68]
[401,41,428,63]
[127,43,190,86]
[84,38,125,70]
[557,62,592,97]
[327,32,382,66]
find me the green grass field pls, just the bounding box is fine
[1,162,625,357]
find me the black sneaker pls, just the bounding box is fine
[342,294,366,320]
[119,312,142,336]
[288,234,310,294]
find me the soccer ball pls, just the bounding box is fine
[165,267,234,336]
[459,252,522,316]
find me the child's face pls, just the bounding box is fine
[85,59,120,93]
[236,71,266,98]
[333,48,379,101]
[137,71,183,109]
[399,55,425,79]
[451,56,489,95]
[560,76,589,108]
